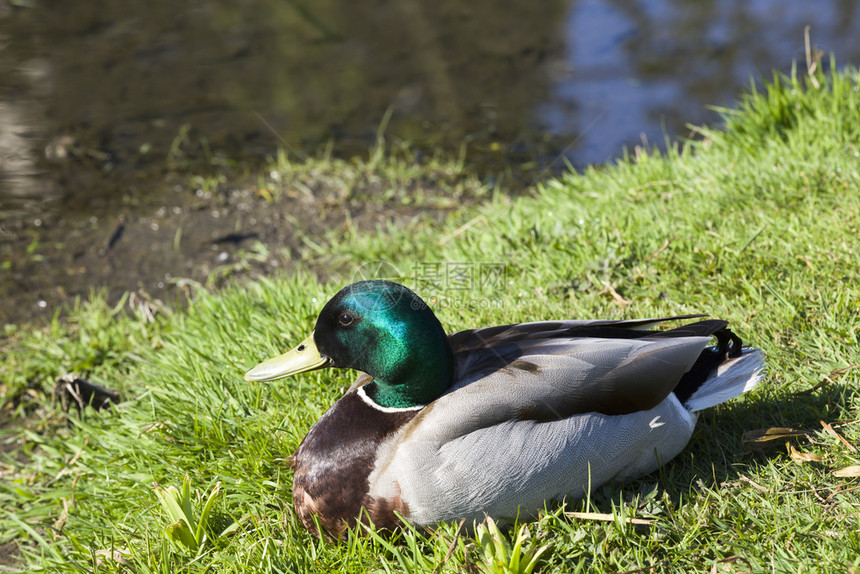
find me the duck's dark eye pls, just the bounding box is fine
[338,314,354,326]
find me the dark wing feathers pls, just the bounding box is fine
[644,319,728,339]
[448,317,738,418]
[447,315,708,351]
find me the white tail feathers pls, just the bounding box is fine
[684,348,765,412]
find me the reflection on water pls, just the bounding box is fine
[0,0,859,218]
[548,0,860,159]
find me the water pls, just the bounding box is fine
[1,0,858,219]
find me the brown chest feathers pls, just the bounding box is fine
[291,390,419,539]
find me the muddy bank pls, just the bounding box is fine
[0,155,490,327]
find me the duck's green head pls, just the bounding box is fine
[244,280,454,408]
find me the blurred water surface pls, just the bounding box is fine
[0,0,858,218]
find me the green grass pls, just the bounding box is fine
[2,60,860,572]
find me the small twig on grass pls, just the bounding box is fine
[430,518,465,574]
[599,281,630,308]
[833,466,860,478]
[795,365,860,396]
[438,215,489,245]
[51,497,72,537]
[742,427,808,452]
[644,238,672,260]
[787,441,823,463]
[737,475,769,494]
[804,26,821,89]
[821,420,857,452]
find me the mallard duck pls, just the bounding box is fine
[245,280,764,539]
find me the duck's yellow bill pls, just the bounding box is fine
[244,332,329,382]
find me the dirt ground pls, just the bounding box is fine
[0,167,486,329]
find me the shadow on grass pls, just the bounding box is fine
[583,379,859,515]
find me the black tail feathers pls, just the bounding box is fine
[672,326,744,404]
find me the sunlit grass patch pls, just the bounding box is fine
[1,63,860,572]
